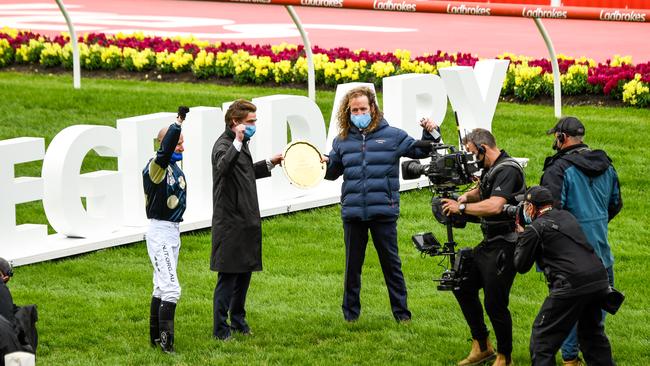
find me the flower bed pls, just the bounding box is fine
[1,27,649,107]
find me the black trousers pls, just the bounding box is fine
[342,220,411,321]
[213,272,252,339]
[530,291,614,366]
[453,239,516,356]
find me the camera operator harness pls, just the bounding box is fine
[478,156,525,243]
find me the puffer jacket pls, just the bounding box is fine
[325,119,437,222]
[541,144,622,268]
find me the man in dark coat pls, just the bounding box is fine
[0,258,37,365]
[211,99,283,340]
[322,86,440,323]
[0,258,16,326]
[514,186,614,366]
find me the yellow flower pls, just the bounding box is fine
[611,54,633,67]
[39,42,64,66]
[394,49,411,61]
[574,56,596,67]
[1,27,19,38]
[271,42,298,54]
[513,64,543,86]
[193,50,213,68]
[622,74,650,106]
[124,48,155,71]
[100,45,121,63]
[15,39,45,63]
[370,61,395,78]
[497,52,529,63]
[436,60,453,71]
[557,54,574,62]
[543,73,554,84]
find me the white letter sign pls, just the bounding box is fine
[5,64,511,265]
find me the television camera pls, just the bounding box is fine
[402,137,480,291]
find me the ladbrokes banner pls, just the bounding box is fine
[195,0,650,22]
[458,1,650,10]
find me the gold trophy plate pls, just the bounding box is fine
[282,140,326,189]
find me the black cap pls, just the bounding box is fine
[518,186,554,206]
[0,258,13,277]
[547,116,585,136]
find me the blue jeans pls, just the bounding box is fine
[561,266,614,360]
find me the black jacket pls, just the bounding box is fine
[0,282,15,324]
[0,284,37,363]
[210,129,271,273]
[514,209,609,298]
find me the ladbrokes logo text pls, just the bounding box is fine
[522,7,567,19]
[600,10,646,22]
[373,0,416,12]
[446,4,491,16]
[300,0,343,8]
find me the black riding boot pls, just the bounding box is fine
[159,301,176,354]
[149,297,162,347]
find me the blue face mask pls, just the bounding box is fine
[171,152,183,163]
[244,125,256,139]
[350,113,371,129]
[523,206,533,224]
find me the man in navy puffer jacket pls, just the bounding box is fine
[323,86,440,322]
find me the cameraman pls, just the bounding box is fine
[540,117,622,365]
[441,128,525,366]
[513,186,614,366]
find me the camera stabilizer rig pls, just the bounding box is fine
[401,116,479,290]
[410,187,475,291]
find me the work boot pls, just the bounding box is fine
[159,301,177,354]
[149,297,162,347]
[458,338,496,366]
[563,358,583,366]
[492,353,512,366]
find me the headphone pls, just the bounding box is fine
[476,144,486,155]
[556,119,566,144]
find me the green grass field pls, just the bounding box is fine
[1,71,649,365]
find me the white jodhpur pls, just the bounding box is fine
[146,219,181,303]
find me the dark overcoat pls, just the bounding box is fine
[210,129,271,273]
